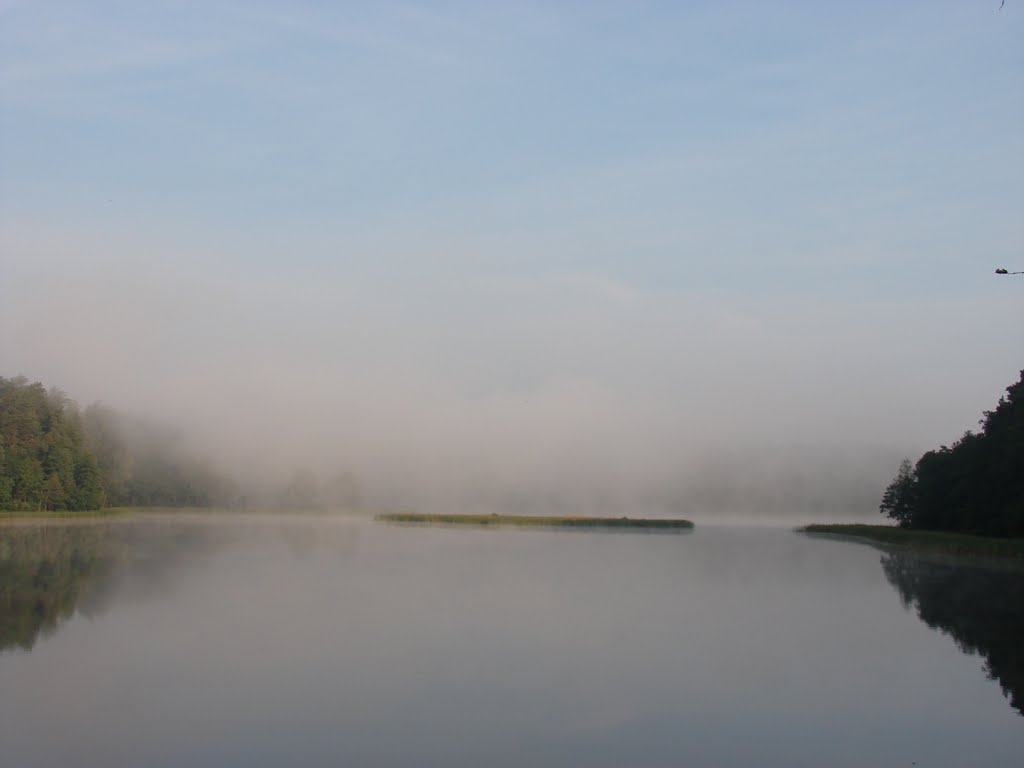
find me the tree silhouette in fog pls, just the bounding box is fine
[1,376,237,511]
[880,370,1024,537]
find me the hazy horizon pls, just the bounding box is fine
[2,2,1022,516]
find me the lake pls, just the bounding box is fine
[1,514,1021,767]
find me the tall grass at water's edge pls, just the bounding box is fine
[800,524,1024,559]
[0,507,131,519]
[376,513,694,529]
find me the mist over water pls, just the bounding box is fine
[2,517,1022,767]
[2,5,1022,765]
[2,249,1009,517]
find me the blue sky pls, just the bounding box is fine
[2,1,1022,513]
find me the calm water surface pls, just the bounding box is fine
[1,515,1021,767]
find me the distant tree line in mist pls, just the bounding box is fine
[0,376,235,511]
[881,369,1024,537]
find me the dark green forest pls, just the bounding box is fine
[881,370,1024,537]
[0,378,104,511]
[1,376,234,511]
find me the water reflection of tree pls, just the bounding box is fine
[882,551,1024,716]
[0,525,117,651]
[0,522,219,653]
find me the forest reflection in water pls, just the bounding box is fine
[2,517,1023,729]
[0,516,366,657]
[881,547,1024,717]
[0,523,114,651]
[0,519,228,653]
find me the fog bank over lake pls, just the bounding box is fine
[4,251,1017,516]
[2,2,1021,517]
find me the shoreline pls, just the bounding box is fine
[375,513,694,530]
[799,523,1024,559]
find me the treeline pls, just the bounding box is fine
[1,376,234,511]
[0,378,104,510]
[881,370,1024,537]
[82,404,236,508]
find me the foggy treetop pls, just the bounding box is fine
[0,376,233,511]
[881,370,1024,537]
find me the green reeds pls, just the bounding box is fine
[800,523,1024,559]
[376,513,694,529]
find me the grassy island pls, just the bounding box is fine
[800,524,1024,559]
[376,513,694,530]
